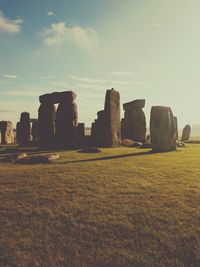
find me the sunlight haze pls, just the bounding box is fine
[0,0,199,128]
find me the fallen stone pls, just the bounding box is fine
[16,154,59,164]
[121,139,142,147]
[176,141,187,148]
[140,141,152,149]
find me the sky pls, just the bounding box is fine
[0,0,200,128]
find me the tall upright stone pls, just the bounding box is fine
[31,119,39,141]
[91,110,106,146]
[104,89,121,147]
[150,106,177,152]
[38,102,56,147]
[181,124,191,142]
[174,116,178,140]
[91,89,121,147]
[123,99,146,142]
[77,123,85,138]
[121,118,125,139]
[16,112,31,146]
[0,121,14,144]
[55,91,78,147]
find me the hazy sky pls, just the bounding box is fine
[0,0,199,127]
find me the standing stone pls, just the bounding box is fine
[121,118,125,139]
[91,110,106,146]
[55,91,78,147]
[174,116,178,140]
[0,121,14,144]
[181,125,191,142]
[77,123,85,138]
[31,120,39,141]
[91,89,121,147]
[104,89,121,147]
[150,106,177,152]
[123,99,146,142]
[38,91,78,148]
[16,112,31,146]
[38,102,56,147]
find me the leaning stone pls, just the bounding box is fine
[181,125,191,142]
[150,106,177,152]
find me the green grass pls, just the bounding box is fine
[0,145,200,267]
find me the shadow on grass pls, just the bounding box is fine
[58,150,153,164]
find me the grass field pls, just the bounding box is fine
[0,145,200,267]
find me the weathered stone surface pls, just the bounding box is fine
[181,124,191,141]
[103,89,121,147]
[150,106,177,152]
[121,118,125,139]
[39,91,76,104]
[124,108,146,142]
[77,123,85,138]
[123,99,146,142]
[38,103,56,147]
[174,116,178,140]
[55,100,78,147]
[91,110,106,146]
[31,120,39,141]
[0,121,14,144]
[38,91,78,148]
[91,89,121,147]
[16,112,31,145]
[123,99,145,110]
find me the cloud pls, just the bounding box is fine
[4,74,18,79]
[0,109,14,113]
[69,75,106,84]
[39,75,53,80]
[109,71,132,76]
[41,22,99,54]
[4,90,39,97]
[0,10,23,34]
[47,11,54,16]
[153,23,161,28]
